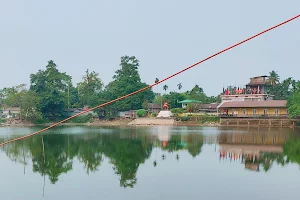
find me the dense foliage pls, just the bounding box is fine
[266,71,300,118]
[2,63,300,122]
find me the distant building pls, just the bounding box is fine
[198,103,219,115]
[220,76,274,103]
[3,107,21,119]
[64,105,97,117]
[218,100,288,118]
[218,75,288,118]
[178,100,202,109]
[117,110,137,119]
[147,103,162,113]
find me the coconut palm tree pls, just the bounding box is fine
[163,85,168,94]
[267,71,280,86]
[177,83,182,92]
[155,78,159,96]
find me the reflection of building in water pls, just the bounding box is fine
[219,144,283,172]
[245,163,259,171]
[218,131,288,145]
[218,131,288,172]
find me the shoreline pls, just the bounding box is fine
[0,118,298,128]
[0,118,220,128]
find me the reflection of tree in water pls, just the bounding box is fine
[0,130,205,188]
[283,138,300,165]
[102,134,152,188]
[160,133,204,158]
[186,134,204,157]
[30,134,73,184]
[242,152,289,172]
[161,134,184,152]
[76,136,103,175]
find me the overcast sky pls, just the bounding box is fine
[0,0,299,96]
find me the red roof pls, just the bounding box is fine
[219,100,287,108]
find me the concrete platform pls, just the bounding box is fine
[128,118,175,126]
[157,111,173,118]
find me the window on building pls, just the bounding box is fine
[275,109,279,115]
[253,109,256,115]
[264,109,268,115]
[232,109,235,115]
[242,109,246,115]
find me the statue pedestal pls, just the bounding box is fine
[157,110,173,118]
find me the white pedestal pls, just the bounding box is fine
[157,110,173,118]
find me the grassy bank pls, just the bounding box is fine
[175,115,220,123]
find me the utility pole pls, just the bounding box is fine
[68,85,70,110]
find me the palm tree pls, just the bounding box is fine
[163,85,168,94]
[155,78,159,96]
[267,71,280,86]
[177,83,182,92]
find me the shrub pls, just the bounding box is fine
[137,109,147,117]
[170,108,185,114]
[71,114,93,123]
[181,116,190,121]
[152,112,158,117]
[0,118,6,124]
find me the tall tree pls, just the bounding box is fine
[269,77,295,100]
[163,85,168,94]
[104,56,155,112]
[77,69,103,107]
[267,70,280,86]
[155,78,159,96]
[177,83,182,92]
[30,60,72,120]
[287,81,300,118]
[1,84,27,107]
[19,90,43,123]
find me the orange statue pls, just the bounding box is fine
[163,102,169,110]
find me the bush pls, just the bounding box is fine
[137,109,147,117]
[170,108,185,114]
[71,114,93,123]
[181,116,190,121]
[152,112,158,117]
[0,118,6,124]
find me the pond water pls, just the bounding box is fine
[1,126,300,200]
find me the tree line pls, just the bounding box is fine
[0,56,219,123]
[266,70,300,118]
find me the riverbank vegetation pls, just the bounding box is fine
[0,56,220,124]
[1,60,300,124]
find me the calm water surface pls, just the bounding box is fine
[1,126,300,200]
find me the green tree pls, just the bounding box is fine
[287,81,300,118]
[19,90,43,123]
[163,85,168,94]
[104,56,155,112]
[77,69,103,107]
[1,84,27,107]
[269,77,295,100]
[177,83,182,92]
[0,88,7,107]
[30,60,72,120]
[267,70,280,86]
[155,78,159,96]
[162,92,185,109]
